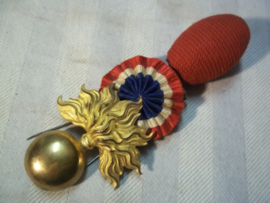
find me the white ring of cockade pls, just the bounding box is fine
[113,64,173,129]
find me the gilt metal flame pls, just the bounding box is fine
[57,84,153,188]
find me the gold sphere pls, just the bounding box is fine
[24,130,85,191]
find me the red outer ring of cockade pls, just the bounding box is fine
[100,55,185,140]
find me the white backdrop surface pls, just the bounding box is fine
[0,0,270,202]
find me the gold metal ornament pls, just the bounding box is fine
[24,131,85,191]
[24,84,153,190]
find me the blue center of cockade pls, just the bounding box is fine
[117,73,164,120]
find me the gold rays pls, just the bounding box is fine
[57,84,153,188]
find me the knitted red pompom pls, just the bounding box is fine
[167,14,250,85]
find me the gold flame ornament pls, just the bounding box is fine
[24,84,153,190]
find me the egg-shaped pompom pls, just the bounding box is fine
[167,14,250,85]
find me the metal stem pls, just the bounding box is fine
[86,155,99,167]
[26,122,73,140]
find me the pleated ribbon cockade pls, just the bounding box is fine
[100,56,185,139]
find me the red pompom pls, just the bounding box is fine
[167,14,250,85]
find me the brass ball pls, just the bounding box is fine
[24,130,85,191]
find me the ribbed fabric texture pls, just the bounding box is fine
[167,14,250,85]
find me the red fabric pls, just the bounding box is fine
[167,14,250,85]
[100,56,185,140]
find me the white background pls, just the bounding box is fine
[0,0,270,202]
